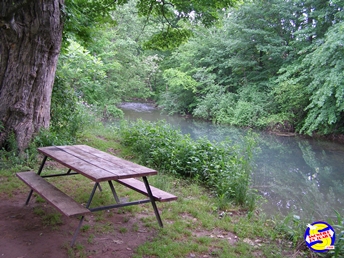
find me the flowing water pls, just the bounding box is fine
[118,102,344,220]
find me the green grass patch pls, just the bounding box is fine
[1,122,339,257]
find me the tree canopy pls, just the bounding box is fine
[0,0,240,152]
[155,0,344,135]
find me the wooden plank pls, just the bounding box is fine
[74,145,156,173]
[38,145,157,181]
[57,145,156,178]
[16,171,90,217]
[116,178,178,202]
[38,146,116,182]
[62,145,157,178]
[36,148,99,181]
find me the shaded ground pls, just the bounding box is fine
[0,192,157,258]
[0,158,302,258]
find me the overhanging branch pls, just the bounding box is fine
[160,0,179,28]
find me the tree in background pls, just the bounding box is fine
[275,0,344,134]
[157,0,344,135]
[158,0,297,127]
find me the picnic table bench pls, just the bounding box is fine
[16,145,177,246]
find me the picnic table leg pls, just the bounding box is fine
[71,216,85,247]
[71,182,99,247]
[142,176,163,228]
[25,156,47,205]
[108,181,120,203]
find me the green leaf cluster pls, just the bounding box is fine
[117,120,257,208]
[63,0,123,44]
[155,0,344,136]
[328,211,344,257]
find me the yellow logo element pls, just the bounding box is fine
[304,221,335,253]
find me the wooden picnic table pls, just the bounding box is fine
[16,145,177,246]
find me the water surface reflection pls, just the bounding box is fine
[118,102,344,220]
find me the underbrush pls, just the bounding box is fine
[116,119,257,210]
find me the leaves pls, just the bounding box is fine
[299,21,344,134]
[143,28,193,50]
[154,0,344,135]
[117,120,257,207]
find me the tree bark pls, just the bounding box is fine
[0,0,63,152]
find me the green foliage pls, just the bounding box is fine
[158,90,196,115]
[276,20,344,135]
[45,53,104,148]
[56,38,124,120]
[88,1,161,101]
[117,120,257,208]
[58,39,111,104]
[193,84,270,128]
[0,132,38,170]
[300,22,344,135]
[193,85,235,121]
[154,0,344,136]
[59,0,163,113]
[137,0,239,50]
[49,78,82,145]
[272,80,310,130]
[163,68,198,92]
[156,0,295,128]
[273,214,307,247]
[63,0,123,44]
[158,68,198,114]
[329,211,344,257]
[33,101,98,148]
[143,28,192,50]
[59,0,242,109]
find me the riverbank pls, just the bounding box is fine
[120,101,344,146]
[0,124,311,258]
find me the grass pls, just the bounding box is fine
[0,123,320,258]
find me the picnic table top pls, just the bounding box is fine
[38,145,157,182]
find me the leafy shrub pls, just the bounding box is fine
[103,105,124,120]
[329,211,344,257]
[0,131,38,170]
[158,68,197,115]
[117,120,257,208]
[158,90,196,115]
[193,83,271,129]
[193,85,237,121]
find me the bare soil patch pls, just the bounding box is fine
[0,192,157,258]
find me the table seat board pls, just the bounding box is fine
[16,171,90,217]
[116,178,178,202]
[38,145,157,182]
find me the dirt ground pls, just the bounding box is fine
[0,192,157,258]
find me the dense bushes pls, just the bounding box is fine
[117,120,257,209]
[155,0,344,136]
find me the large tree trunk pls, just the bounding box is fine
[0,0,63,152]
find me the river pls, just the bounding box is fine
[118,102,344,221]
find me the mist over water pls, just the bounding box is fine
[118,102,344,220]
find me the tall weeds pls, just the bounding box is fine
[116,120,257,209]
